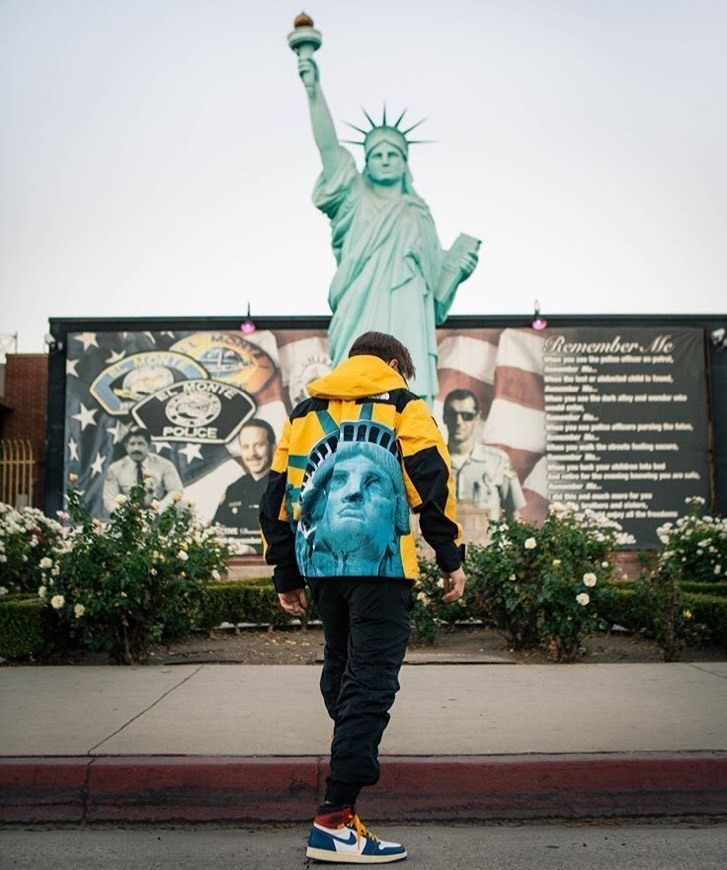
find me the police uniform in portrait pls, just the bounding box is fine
[212,473,268,539]
[102,426,183,516]
[450,443,526,521]
[211,418,275,554]
[443,388,526,521]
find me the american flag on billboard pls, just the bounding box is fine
[434,327,547,523]
[63,326,547,537]
[63,328,333,527]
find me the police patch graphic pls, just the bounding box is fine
[171,332,276,394]
[131,379,255,444]
[288,353,332,405]
[90,351,209,416]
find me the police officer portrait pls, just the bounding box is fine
[102,426,183,515]
[212,418,276,553]
[442,388,526,521]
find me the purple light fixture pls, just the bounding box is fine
[531,299,548,331]
[241,303,256,334]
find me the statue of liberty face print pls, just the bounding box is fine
[295,437,410,578]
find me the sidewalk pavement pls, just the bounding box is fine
[1,661,726,823]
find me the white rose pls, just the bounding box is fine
[524,537,536,550]
[0,586,8,596]
[74,604,86,618]
[211,569,221,581]
[68,473,79,484]
[38,585,47,599]
[177,550,189,561]
[552,559,561,567]
[576,592,590,606]
[583,573,597,587]
[50,594,65,610]
[40,557,53,570]
[115,494,127,506]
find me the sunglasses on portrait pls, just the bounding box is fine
[444,411,478,421]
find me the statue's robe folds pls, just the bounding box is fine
[314,147,449,405]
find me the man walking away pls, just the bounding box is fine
[260,331,465,864]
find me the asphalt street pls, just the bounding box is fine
[2,822,726,870]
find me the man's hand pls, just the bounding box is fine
[278,589,308,617]
[442,567,466,604]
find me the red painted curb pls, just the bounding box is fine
[1,752,726,824]
[0,758,87,823]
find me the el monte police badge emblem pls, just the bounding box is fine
[131,379,255,444]
[90,351,209,416]
[171,332,276,394]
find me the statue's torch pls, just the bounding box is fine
[287,12,322,96]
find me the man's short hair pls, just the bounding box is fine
[443,389,480,416]
[241,417,276,445]
[123,426,152,447]
[349,332,416,381]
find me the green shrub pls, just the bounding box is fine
[0,504,65,594]
[679,592,727,648]
[46,484,230,664]
[410,557,471,645]
[638,562,686,661]
[200,580,294,631]
[596,581,651,633]
[596,580,727,656]
[655,497,727,585]
[681,582,727,598]
[0,595,45,659]
[465,504,622,661]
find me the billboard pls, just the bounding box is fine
[63,328,330,554]
[60,323,711,550]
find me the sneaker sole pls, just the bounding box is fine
[306,846,408,864]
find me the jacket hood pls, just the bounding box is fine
[307,355,408,400]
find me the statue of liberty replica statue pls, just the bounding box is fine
[288,14,480,406]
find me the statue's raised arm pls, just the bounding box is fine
[288,14,341,179]
[298,57,342,180]
[288,14,481,407]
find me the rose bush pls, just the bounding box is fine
[411,556,468,644]
[0,503,65,595]
[655,496,727,585]
[466,502,624,661]
[43,481,230,664]
[638,496,726,660]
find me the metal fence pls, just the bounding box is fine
[0,439,35,508]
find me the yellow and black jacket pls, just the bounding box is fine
[260,355,463,592]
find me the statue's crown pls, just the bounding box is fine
[299,419,398,496]
[343,107,430,159]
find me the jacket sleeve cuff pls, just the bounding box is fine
[273,564,306,593]
[435,543,466,574]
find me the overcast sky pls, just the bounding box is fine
[1,0,725,354]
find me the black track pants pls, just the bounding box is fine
[307,576,413,806]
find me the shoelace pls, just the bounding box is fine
[351,814,380,844]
